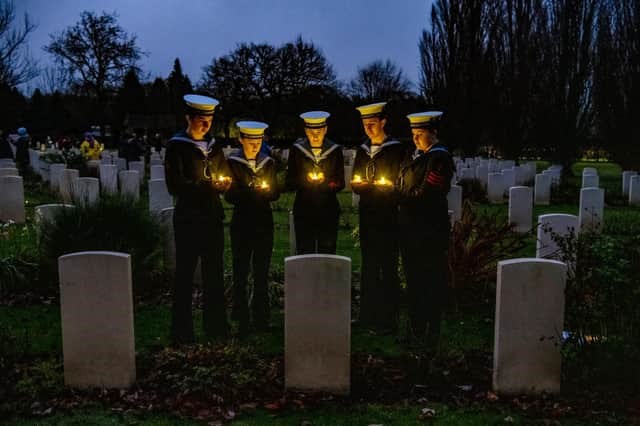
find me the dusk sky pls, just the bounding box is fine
[16,0,434,94]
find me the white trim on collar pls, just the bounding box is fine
[229,155,273,172]
[360,139,402,158]
[294,142,340,163]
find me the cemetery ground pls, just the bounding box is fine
[1,160,639,425]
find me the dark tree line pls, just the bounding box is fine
[3,2,638,164]
[420,0,640,169]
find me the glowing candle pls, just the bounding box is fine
[374,176,392,186]
[259,180,269,189]
[352,174,362,183]
[308,171,324,181]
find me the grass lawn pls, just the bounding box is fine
[1,161,637,425]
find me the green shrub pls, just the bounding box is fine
[448,201,528,309]
[551,228,640,386]
[38,195,166,296]
[0,222,39,297]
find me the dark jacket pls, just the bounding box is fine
[164,132,230,221]
[396,143,455,233]
[352,138,408,225]
[285,138,345,219]
[119,137,145,163]
[225,148,280,226]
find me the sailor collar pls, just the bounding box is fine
[294,138,340,163]
[360,137,402,158]
[228,149,272,172]
[411,143,448,162]
[169,132,216,154]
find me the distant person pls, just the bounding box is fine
[119,131,145,164]
[152,132,163,153]
[14,127,30,173]
[80,132,103,160]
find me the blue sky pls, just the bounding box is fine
[16,0,433,93]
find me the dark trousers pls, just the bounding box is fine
[359,220,400,328]
[230,221,274,330]
[171,214,228,343]
[294,214,339,255]
[399,225,449,339]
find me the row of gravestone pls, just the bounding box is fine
[0,159,25,223]
[57,250,566,396]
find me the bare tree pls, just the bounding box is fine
[45,11,143,104]
[38,66,69,94]
[0,0,37,87]
[348,59,412,101]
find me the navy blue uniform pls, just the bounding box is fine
[286,138,345,254]
[225,149,280,333]
[352,138,408,329]
[164,132,231,343]
[396,143,454,343]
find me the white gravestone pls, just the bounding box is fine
[128,161,144,181]
[344,165,353,191]
[579,187,604,232]
[447,185,463,222]
[508,186,532,233]
[60,169,79,203]
[487,172,504,204]
[513,166,526,186]
[534,174,551,205]
[49,163,66,192]
[622,171,637,197]
[114,157,127,173]
[582,167,597,176]
[629,175,640,206]
[99,164,118,194]
[501,168,516,194]
[581,173,599,188]
[459,168,475,182]
[149,179,173,215]
[74,177,100,206]
[475,165,488,188]
[119,171,140,201]
[159,207,201,284]
[35,204,75,225]
[536,214,578,259]
[58,251,136,389]
[150,165,165,180]
[493,258,566,395]
[285,254,351,395]
[0,168,19,177]
[0,176,25,223]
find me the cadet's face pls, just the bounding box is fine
[186,114,213,139]
[362,117,386,141]
[240,137,262,159]
[304,126,327,147]
[411,128,436,151]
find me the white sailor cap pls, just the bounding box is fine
[407,111,443,129]
[300,111,330,128]
[356,102,387,119]
[183,94,219,116]
[236,121,269,139]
